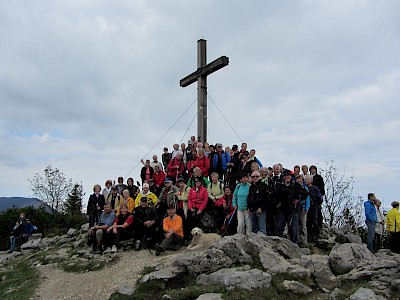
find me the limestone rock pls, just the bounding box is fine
[317,239,336,251]
[391,279,400,291]
[314,267,341,290]
[268,264,311,279]
[80,223,89,232]
[171,253,199,271]
[28,233,42,240]
[329,243,377,275]
[187,248,233,275]
[259,248,288,270]
[212,236,253,264]
[329,288,344,300]
[282,280,312,295]
[117,285,134,296]
[349,287,378,300]
[67,228,79,237]
[196,293,223,300]
[73,239,86,248]
[345,234,362,244]
[140,266,183,283]
[196,266,271,290]
[300,254,329,273]
[21,238,41,250]
[264,235,303,259]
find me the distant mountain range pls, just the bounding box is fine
[0,197,53,213]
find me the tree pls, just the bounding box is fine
[29,165,73,213]
[64,182,85,215]
[319,161,362,229]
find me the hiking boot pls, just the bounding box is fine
[93,245,102,254]
[111,245,117,253]
[155,243,162,256]
[135,240,142,251]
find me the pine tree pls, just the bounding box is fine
[64,183,85,215]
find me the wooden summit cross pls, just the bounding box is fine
[180,39,229,144]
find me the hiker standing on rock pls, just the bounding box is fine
[364,193,378,253]
[232,173,251,235]
[386,201,400,254]
[87,184,105,227]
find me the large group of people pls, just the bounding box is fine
[86,138,331,255]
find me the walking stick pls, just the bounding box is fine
[222,209,237,236]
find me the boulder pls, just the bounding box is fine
[21,238,41,250]
[196,293,223,300]
[140,266,183,283]
[259,248,288,270]
[348,287,378,300]
[171,253,198,271]
[282,280,312,295]
[329,288,344,300]
[212,236,253,264]
[329,243,377,275]
[67,228,79,237]
[345,234,362,244]
[268,264,311,279]
[196,266,271,290]
[391,279,400,291]
[300,254,341,290]
[263,236,303,259]
[80,223,89,232]
[28,233,42,240]
[188,248,233,274]
[117,285,134,296]
[73,239,86,248]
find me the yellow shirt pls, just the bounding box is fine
[134,192,158,208]
[116,196,135,215]
[386,207,400,233]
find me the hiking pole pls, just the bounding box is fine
[222,209,237,236]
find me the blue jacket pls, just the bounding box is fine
[364,200,378,223]
[212,151,231,171]
[301,186,311,212]
[232,183,250,211]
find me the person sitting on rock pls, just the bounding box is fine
[105,203,133,253]
[134,183,158,208]
[8,220,23,253]
[117,189,135,215]
[155,205,184,256]
[132,196,157,250]
[21,218,37,243]
[88,202,116,254]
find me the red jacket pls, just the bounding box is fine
[193,155,210,177]
[167,157,185,179]
[153,171,166,187]
[188,186,208,212]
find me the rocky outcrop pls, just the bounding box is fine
[329,243,377,275]
[196,265,272,290]
[282,280,312,295]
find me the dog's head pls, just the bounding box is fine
[191,227,203,236]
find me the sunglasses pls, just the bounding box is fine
[251,175,260,178]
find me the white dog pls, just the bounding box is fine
[187,227,222,250]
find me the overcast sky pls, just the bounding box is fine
[1,1,399,209]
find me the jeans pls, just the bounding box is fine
[276,210,300,244]
[252,211,267,235]
[9,236,18,252]
[366,220,376,252]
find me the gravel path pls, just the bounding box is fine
[34,248,195,300]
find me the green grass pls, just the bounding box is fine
[0,259,40,300]
[338,279,371,300]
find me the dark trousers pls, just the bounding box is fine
[159,233,183,251]
[390,232,400,254]
[134,224,156,242]
[104,228,133,248]
[276,209,300,244]
[374,233,382,252]
[307,204,320,242]
[88,211,100,227]
[187,208,204,232]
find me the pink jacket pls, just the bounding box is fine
[188,186,208,212]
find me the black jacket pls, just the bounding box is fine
[87,193,105,215]
[140,166,154,184]
[133,206,156,226]
[247,181,270,212]
[276,182,306,212]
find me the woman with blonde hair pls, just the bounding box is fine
[87,184,105,227]
[117,189,135,215]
